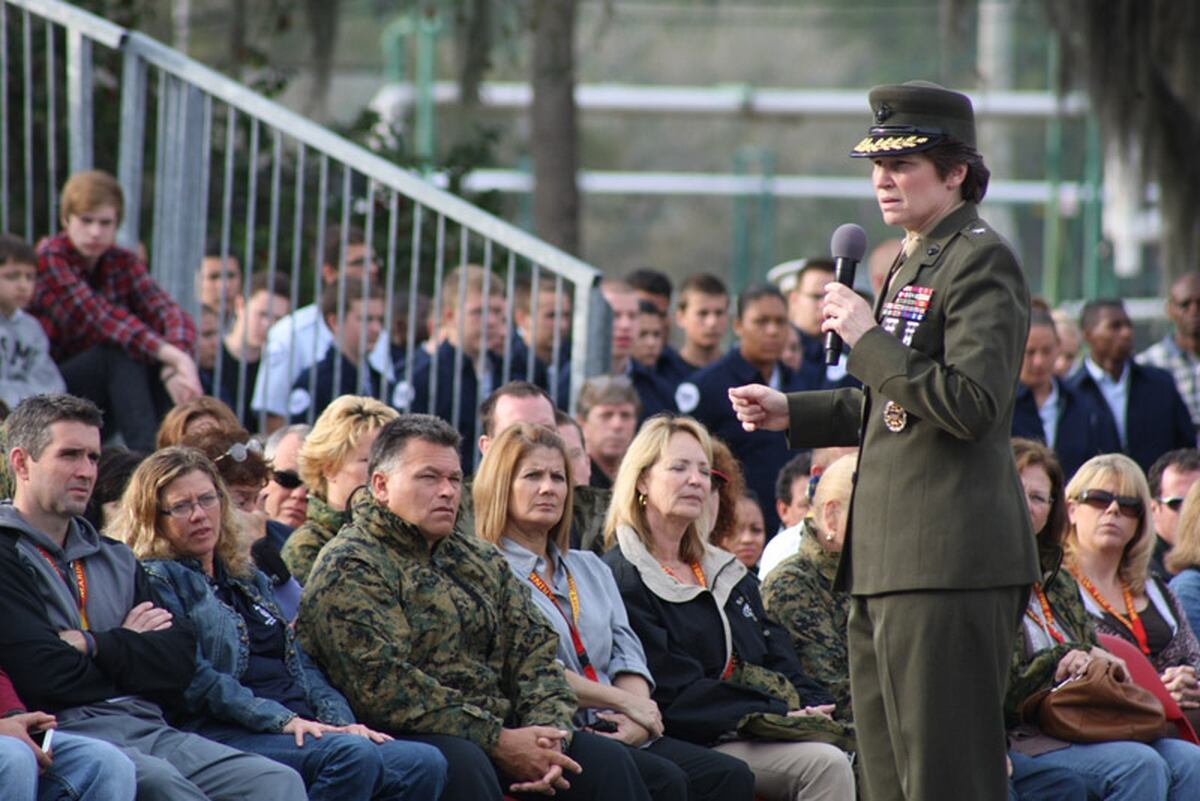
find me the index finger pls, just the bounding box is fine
[547,749,582,776]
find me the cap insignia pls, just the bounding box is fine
[875,103,893,123]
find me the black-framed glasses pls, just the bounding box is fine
[1157,496,1186,512]
[216,439,263,464]
[160,492,220,519]
[1076,489,1143,519]
[271,469,303,490]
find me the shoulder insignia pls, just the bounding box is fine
[288,388,312,416]
[675,382,700,414]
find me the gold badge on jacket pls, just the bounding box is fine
[880,285,934,346]
[882,400,907,432]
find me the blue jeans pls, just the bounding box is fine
[0,731,137,801]
[1008,751,1085,801]
[198,722,446,801]
[1027,738,1200,801]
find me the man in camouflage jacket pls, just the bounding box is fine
[297,413,652,801]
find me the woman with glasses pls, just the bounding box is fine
[1064,453,1200,723]
[120,447,447,801]
[281,395,397,585]
[1004,442,1200,799]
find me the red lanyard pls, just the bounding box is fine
[661,560,735,679]
[1071,568,1151,656]
[1024,583,1066,644]
[36,546,89,630]
[528,569,600,683]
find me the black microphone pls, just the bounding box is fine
[824,223,868,365]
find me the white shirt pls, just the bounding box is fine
[758,522,804,581]
[1084,357,1130,449]
[251,303,394,417]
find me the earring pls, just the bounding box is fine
[638,493,647,507]
[824,532,835,542]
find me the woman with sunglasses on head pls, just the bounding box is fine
[281,395,398,585]
[121,447,447,801]
[1064,453,1200,728]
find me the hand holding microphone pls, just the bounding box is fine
[823,224,871,362]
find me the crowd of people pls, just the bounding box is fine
[6,81,1200,801]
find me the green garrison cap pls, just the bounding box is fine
[849,80,976,158]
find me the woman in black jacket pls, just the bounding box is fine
[602,415,854,801]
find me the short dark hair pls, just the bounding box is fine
[625,268,672,299]
[1148,449,1200,497]
[677,273,728,309]
[0,234,36,267]
[554,408,585,442]
[369,414,462,478]
[638,299,666,318]
[775,452,813,506]
[1029,306,1057,333]
[479,381,555,438]
[83,447,146,530]
[320,278,384,320]
[1079,299,1126,333]
[736,283,787,320]
[7,394,103,462]
[796,259,835,284]
[249,271,291,299]
[323,224,367,270]
[924,141,991,204]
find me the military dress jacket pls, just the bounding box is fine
[296,494,576,752]
[786,203,1039,594]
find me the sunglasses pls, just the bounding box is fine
[1157,496,1186,512]
[1076,489,1143,519]
[271,469,303,490]
[216,439,264,464]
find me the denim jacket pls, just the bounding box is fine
[143,557,355,732]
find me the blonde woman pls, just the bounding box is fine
[1065,453,1200,716]
[280,395,398,584]
[1168,480,1200,636]
[602,415,854,801]
[475,423,755,801]
[120,447,446,801]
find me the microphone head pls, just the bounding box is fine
[830,224,868,261]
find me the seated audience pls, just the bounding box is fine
[298,414,657,801]
[31,170,203,451]
[555,410,592,487]
[1149,449,1200,581]
[1068,300,1195,472]
[760,447,857,579]
[82,447,145,533]
[252,225,390,431]
[703,438,746,560]
[205,273,291,428]
[576,375,639,491]
[0,394,305,799]
[632,300,668,372]
[602,415,855,801]
[281,396,398,585]
[156,396,241,449]
[1168,480,1200,634]
[1005,439,1200,797]
[1064,453,1200,728]
[259,424,310,530]
[1012,307,1116,479]
[761,454,856,722]
[476,423,756,801]
[195,246,242,327]
[775,452,814,531]
[0,665,137,801]
[290,279,388,423]
[123,447,447,801]
[665,273,729,384]
[1139,272,1200,428]
[513,278,572,376]
[676,284,821,534]
[0,235,66,410]
[726,492,767,573]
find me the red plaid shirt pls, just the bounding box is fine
[32,231,195,363]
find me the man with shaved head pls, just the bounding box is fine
[1140,272,1200,427]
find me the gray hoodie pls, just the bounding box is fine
[0,308,65,409]
[0,502,140,634]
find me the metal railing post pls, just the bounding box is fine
[117,45,147,248]
[65,27,93,172]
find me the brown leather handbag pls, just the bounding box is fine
[1021,659,1167,743]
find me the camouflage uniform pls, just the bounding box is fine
[296,492,577,751]
[761,519,852,721]
[280,493,346,585]
[1004,571,1096,728]
[457,475,610,554]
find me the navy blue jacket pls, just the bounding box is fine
[677,348,820,534]
[1068,361,1197,472]
[1011,377,1119,480]
[290,347,384,424]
